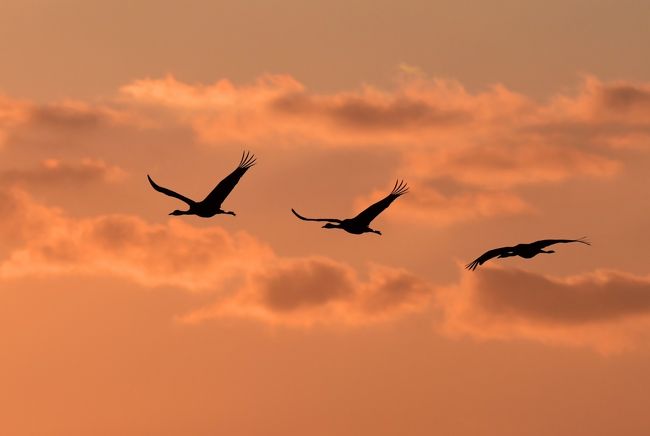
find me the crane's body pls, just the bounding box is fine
[148,151,256,218]
[466,238,590,271]
[291,180,409,236]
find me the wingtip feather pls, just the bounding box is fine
[239,150,256,169]
[391,179,409,196]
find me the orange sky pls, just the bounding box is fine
[2,1,650,435]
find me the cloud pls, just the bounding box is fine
[270,91,468,131]
[0,188,434,325]
[0,188,62,252]
[183,258,433,326]
[117,74,646,226]
[117,73,650,148]
[0,187,273,290]
[548,76,650,123]
[0,94,30,147]
[3,73,648,155]
[599,83,650,112]
[439,267,650,353]
[119,74,475,146]
[3,188,650,348]
[1,73,648,228]
[0,158,126,186]
[119,74,309,144]
[29,104,105,131]
[1,97,151,151]
[25,101,142,131]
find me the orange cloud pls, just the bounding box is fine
[439,267,650,353]
[1,97,151,152]
[118,74,650,149]
[183,258,433,326]
[0,188,434,325]
[116,74,643,226]
[544,76,650,124]
[3,73,647,155]
[0,188,273,290]
[0,94,30,147]
[3,187,650,349]
[269,89,468,131]
[118,74,482,146]
[0,74,647,230]
[0,188,62,252]
[26,100,142,130]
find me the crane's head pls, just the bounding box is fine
[322,223,339,229]
[169,209,187,216]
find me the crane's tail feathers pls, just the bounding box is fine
[391,179,409,196]
[239,150,257,169]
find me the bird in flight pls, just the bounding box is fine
[291,180,409,235]
[147,151,256,217]
[465,238,590,271]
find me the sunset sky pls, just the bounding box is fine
[2,1,650,435]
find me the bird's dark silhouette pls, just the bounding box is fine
[291,180,409,235]
[147,151,256,217]
[465,238,591,271]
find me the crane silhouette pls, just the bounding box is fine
[465,238,591,271]
[147,151,256,217]
[291,180,409,235]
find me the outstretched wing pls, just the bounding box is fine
[529,237,591,250]
[465,246,515,271]
[351,180,409,226]
[202,151,256,206]
[147,175,195,205]
[291,208,342,223]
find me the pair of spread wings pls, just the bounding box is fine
[291,180,409,226]
[148,151,256,206]
[465,238,590,271]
